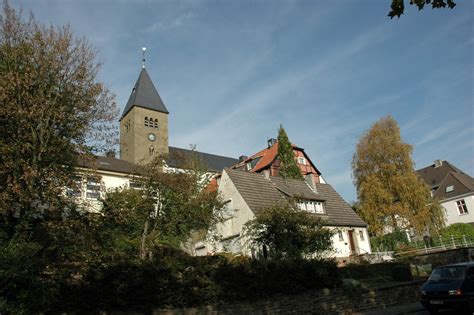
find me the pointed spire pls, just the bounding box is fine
[120,66,169,120]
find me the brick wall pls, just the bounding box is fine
[107,281,423,315]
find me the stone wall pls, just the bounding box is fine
[115,280,423,315]
[408,247,474,268]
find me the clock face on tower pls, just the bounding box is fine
[148,133,156,142]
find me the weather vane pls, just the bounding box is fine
[142,47,147,68]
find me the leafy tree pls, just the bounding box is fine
[245,205,333,260]
[440,223,474,240]
[277,125,302,180]
[352,115,444,236]
[0,3,117,311]
[101,156,224,260]
[0,1,117,238]
[388,0,456,19]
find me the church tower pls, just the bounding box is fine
[119,61,169,164]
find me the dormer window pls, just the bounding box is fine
[297,200,324,214]
[246,162,252,171]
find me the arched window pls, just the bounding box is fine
[154,119,159,129]
[144,117,148,127]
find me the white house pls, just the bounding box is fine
[416,160,474,226]
[196,168,371,262]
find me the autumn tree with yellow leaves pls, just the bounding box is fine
[352,115,444,237]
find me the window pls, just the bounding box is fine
[154,119,159,129]
[129,180,143,190]
[446,185,454,193]
[67,177,82,198]
[246,162,252,171]
[297,157,306,165]
[359,230,365,241]
[86,178,101,199]
[457,199,469,215]
[314,201,324,214]
[338,230,344,241]
[144,117,149,127]
[297,200,324,214]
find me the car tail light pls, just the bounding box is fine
[448,289,462,295]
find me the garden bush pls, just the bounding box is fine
[13,249,341,313]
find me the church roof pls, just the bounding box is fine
[120,68,169,120]
[167,147,239,173]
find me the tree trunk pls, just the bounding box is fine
[140,219,149,260]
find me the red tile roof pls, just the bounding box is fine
[232,142,321,175]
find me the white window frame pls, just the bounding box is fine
[446,185,454,193]
[314,201,324,214]
[86,178,101,200]
[297,157,306,165]
[457,199,469,215]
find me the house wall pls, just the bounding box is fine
[72,170,131,213]
[329,226,372,258]
[195,170,256,256]
[442,194,474,225]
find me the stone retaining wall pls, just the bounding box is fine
[132,280,424,315]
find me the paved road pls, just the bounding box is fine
[360,302,470,315]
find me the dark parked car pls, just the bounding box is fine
[421,262,474,313]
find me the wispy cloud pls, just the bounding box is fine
[144,12,195,33]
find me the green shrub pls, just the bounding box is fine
[440,223,474,240]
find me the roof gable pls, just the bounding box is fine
[232,142,321,175]
[120,68,169,120]
[416,160,463,189]
[434,172,474,199]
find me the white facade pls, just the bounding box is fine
[195,170,256,256]
[70,168,134,212]
[442,194,474,226]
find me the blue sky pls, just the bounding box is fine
[11,0,473,202]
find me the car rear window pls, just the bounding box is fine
[429,266,466,281]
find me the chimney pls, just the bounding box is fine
[106,150,116,158]
[263,169,270,180]
[238,155,248,163]
[267,138,277,148]
[434,160,443,168]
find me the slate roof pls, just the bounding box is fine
[433,172,474,200]
[77,155,140,175]
[77,148,238,175]
[416,160,474,200]
[167,147,239,173]
[224,168,367,227]
[416,160,463,189]
[120,68,169,120]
